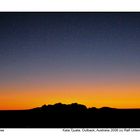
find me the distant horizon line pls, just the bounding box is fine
[1,102,140,111]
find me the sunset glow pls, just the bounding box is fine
[0,13,140,110]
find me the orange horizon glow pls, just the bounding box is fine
[0,73,140,110]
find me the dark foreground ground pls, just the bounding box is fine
[0,103,140,128]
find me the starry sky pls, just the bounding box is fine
[0,13,140,110]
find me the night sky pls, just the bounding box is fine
[0,13,140,109]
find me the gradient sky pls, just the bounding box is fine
[0,13,140,110]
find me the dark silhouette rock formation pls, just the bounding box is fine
[0,103,140,128]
